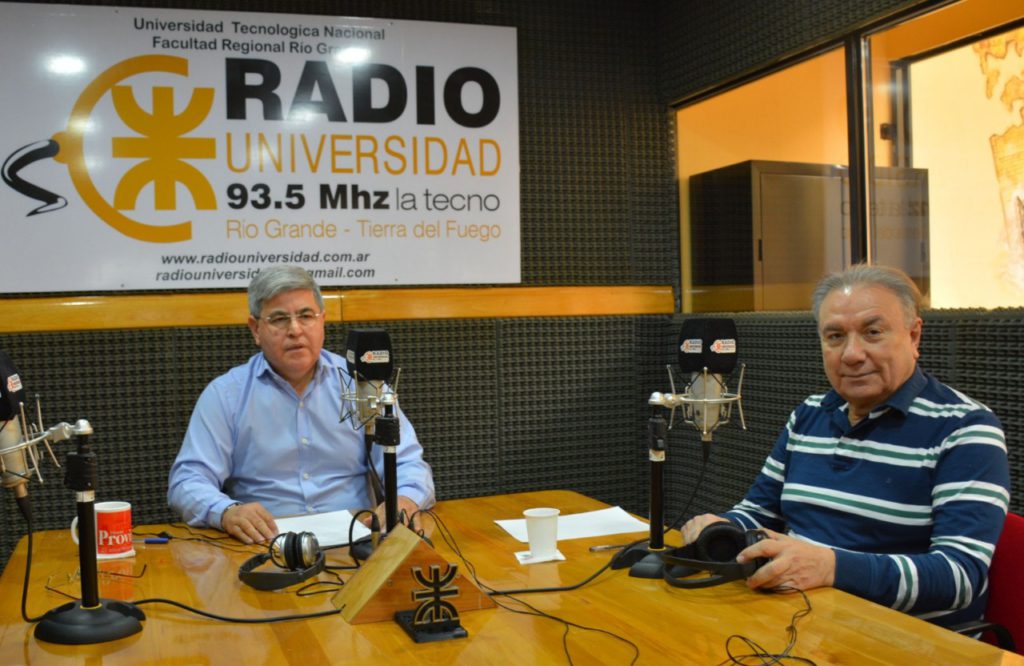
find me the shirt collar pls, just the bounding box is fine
[255,350,334,385]
[820,366,926,417]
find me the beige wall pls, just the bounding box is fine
[675,48,849,310]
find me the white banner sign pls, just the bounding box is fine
[0,3,519,292]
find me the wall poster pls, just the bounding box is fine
[0,3,520,292]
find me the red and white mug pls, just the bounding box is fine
[70,501,136,559]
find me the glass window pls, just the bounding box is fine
[676,49,849,312]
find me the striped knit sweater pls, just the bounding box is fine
[723,367,1010,628]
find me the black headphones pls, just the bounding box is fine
[238,531,326,591]
[660,522,769,588]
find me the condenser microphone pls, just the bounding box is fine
[0,349,29,498]
[678,318,737,440]
[344,328,394,431]
[0,417,29,498]
[649,318,745,447]
[343,329,395,508]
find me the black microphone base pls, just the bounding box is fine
[612,542,668,579]
[34,599,144,645]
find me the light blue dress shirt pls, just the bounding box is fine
[168,349,434,529]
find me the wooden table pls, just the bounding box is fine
[1,490,1020,665]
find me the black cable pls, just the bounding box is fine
[167,522,237,540]
[36,569,346,624]
[144,523,266,554]
[347,509,378,566]
[719,587,816,666]
[132,597,341,624]
[321,534,364,570]
[423,509,640,665]
[19,502,46,623]
[490,588,639,666]
[667,450,710,531]
[295,574,346,596]
[489,556,618,596]
[403,509,434,547]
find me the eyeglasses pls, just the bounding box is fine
[262,310,323,331]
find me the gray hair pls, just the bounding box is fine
[811,264,922,326]
[247,266,324,317]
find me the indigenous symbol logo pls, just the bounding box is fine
[410,564,460,625]
[1,55,215,243]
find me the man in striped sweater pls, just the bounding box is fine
[681,264,1010,628]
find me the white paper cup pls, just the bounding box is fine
[523,507,560,559]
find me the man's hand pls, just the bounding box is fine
[737,529,835,591]
[221,502,278,544]
[361,495,421,532]
[680,513,730,545]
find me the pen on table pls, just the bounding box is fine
[589,544,626,552]
[136,537,169,544]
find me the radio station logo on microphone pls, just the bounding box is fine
[710,339,736,354]
[6,374,22,393]
[680,338,703,354]
[360,350,390,364]
[1,55,216,244]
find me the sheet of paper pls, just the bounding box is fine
[274,509,371,548]
[495,506,648,543]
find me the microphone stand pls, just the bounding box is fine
[612,408,669,578]
[376,392,400,533]
[34,421,144,644]
[348,385,400,562]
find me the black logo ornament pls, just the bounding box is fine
[2,139,67,216]
[394,563,468,643]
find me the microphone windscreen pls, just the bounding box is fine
[345,329,393,381]
[0,349,25,421]
[677,318,738,374]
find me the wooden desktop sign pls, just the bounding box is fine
[331,523,495,625]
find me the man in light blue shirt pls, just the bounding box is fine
[168,266,434,544]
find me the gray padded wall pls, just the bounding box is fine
[0,327,254,553]
[0,317,656,568]
[918,311,1024,516]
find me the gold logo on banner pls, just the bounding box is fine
[51,55,216,243]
